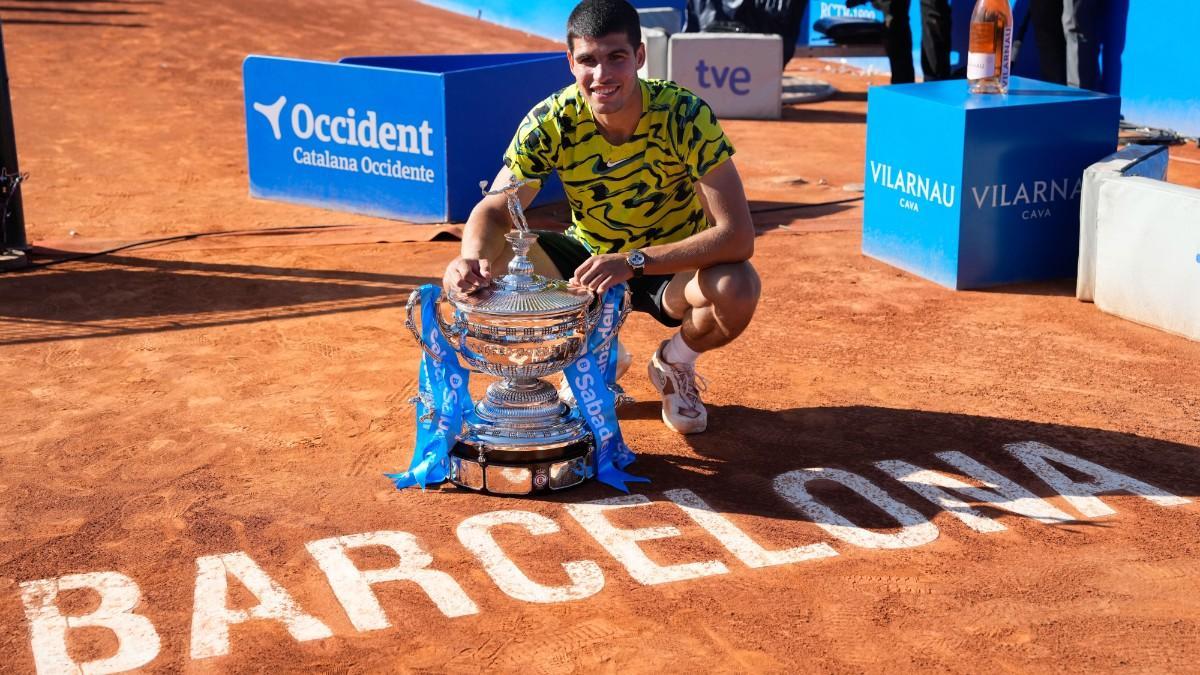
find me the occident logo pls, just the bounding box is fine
[252,95,435,157]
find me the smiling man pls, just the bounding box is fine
[443,0,760,435]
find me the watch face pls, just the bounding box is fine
[628,250,645,267]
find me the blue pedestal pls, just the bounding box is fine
[242,53,571,223]
[862,77,1120,289]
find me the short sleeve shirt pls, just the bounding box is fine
[502,79,735,254]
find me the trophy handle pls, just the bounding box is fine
[405,288,457,364]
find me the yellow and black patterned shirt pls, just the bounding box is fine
[503,79,735,254]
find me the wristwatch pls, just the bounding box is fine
[625,249,646,277]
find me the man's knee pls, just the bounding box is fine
[695,262,761,312]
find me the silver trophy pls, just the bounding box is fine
[405,177,629,495]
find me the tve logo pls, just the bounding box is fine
[694,59,752,96]
[669,34,782,119]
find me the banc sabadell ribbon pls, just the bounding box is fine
[388,283,647,493]
[387,284,471,489]
[563,284,648,492]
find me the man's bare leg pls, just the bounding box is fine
[661,261,761,352]
[650,260,760,434]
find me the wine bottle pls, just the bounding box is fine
[967,0,1013,94]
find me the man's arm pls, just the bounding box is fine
[444,165,541,294]
[573,158,754,291]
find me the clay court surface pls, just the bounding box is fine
[2,1,1200,672]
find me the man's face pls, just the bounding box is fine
[567,32,645,116]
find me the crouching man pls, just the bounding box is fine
[443,0,760,434]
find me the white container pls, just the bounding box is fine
[639,27,669,81]
[1076,144,1168,301]
[1093,176,1200,341]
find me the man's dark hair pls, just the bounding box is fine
[566,0,642,52]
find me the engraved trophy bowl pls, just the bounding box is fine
[404,178,629,495]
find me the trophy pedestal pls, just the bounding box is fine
[447,377,595,495]
[448,439,594,495]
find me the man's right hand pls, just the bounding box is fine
[443,257,493,295]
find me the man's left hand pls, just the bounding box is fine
[572,254,633,294]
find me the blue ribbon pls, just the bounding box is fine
[564,284,648,491]
[387,285,472,489]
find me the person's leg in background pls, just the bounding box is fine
[1063,0,1107,90]
[918,0,952,80]
[1029,0,1067,84]
[872,0,916,84]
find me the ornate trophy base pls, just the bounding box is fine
[447,439,594,495]
[447,377,595,495]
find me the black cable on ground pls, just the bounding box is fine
[3,196,866,274]
[11,223,352,272]
[750,195,863,215]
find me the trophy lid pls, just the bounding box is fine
[449,274,592,318]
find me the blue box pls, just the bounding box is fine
[243,53,571,223]
[862,77,1120,289]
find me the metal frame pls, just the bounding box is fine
[0,20,26,253]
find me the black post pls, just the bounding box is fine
[0,18,28,252]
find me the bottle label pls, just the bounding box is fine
[969,22,995,52]
[967,52,996,80]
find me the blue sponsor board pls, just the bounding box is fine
[243,52,570,223]
[799,0,884,46]
[863,76,1120,289]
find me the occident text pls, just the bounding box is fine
[290,105,434,157]
[292,147,436,184]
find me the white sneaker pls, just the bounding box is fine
[559,340,633,406]
[647,340,708,434]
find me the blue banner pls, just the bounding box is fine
[243,53,570,223]
[387,285,472,489]
[244,56,449,222]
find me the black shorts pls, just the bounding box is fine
[535,230,683,328]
